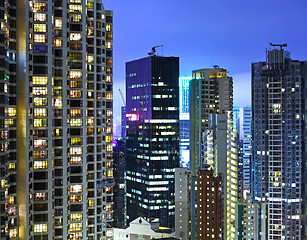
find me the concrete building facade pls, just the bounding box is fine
[1,0,114,239]
[252,46,307,239]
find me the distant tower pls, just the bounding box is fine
[179,77,192,167]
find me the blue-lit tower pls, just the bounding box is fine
[179,77,192,168]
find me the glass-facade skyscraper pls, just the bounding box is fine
[125,56,180,228]
[1,0,114,239]
[179,77,192,168]
[252,46,307,239]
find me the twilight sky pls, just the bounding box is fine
[103,0,307,130]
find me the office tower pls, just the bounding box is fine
[190,67,233,175]
[202,113,238,239]
[252,45,307,239]
[242,106,252,191]
[1,0,114,239]
[179,77,192,168]
[174,168,190,240]
[113,139,126,228]
[125,56,180,228]
[0,0,18,239]
[197,169,223,240]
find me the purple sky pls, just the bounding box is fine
[103,0,307,131]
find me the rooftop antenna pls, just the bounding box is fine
[270,43,287,50]
[148,45,163,56]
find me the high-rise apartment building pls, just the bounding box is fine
[252,46,307,239]
[189,67,233,239]
[179,77,192,168]
[0,0,18,239]
[242,106,252,191]
[190,67,233,175]
[197,169,223,240]
[125,56,180,228]
[202,113,238,239]
[1,0,114,239]
[174,168,191,240]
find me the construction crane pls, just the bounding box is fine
[148,45,163,56]
[119,89,126,106]
[270,43,287,50]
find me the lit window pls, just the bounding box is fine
[70,90,82,98]
[34,119,47,127]
[70,33,82,41]
[106,110,112,117]
[34,224,48,233]
[33,3,46,12]
[34,108,47,117]
[33,160,48,169]
[70,157,82,164]
[87,2,94,8]
[9,163,16,171]
[106,41,112,49]
[70,147,82,155]
[106,24,112,32]
[106,144,112,152]
[70,195,82,202]
[9,229,17,238]
[106,93,112,100]
[1,179,6,188]
[34,13,46,21]
[87,55,94,63]
[107,170,113,177]
[70,0,82,3]
[54,99,62,107]
[106,127,112,134]
[106,161,112,168]
[4,119,15,127]
[106,136,113,143]
[8,196,15,204]
[88,199,95,207]
[33,34,46,43]
[34,139,47,148]
[106,76,112,82]
[70,109,81,117]
[34,24,47,32]
[70,185,82,193]
[69,5,82,13]
[5,108,16,116]
[70,138,81,145]
[54,39,62,47]
[106,204,112,211]
[70,81,81,88]
[54,18,62,28]
[33,151,47,159]
[33,76,48,85]
[33,87,47,95]
[8,207,17,216]
[70,213,82,221]
[106,230,113,238]
[34,192,46,201]
[69,71,82,79]
[70,232,83,240]
[86,118,94,126]
[70,119,82,127]
[70,14,82,22]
